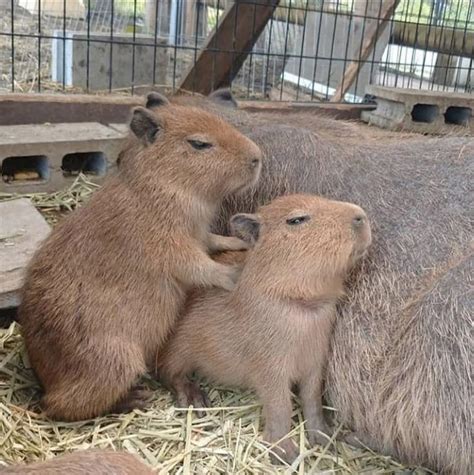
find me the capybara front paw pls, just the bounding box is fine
[218,265,242,291]
[112,387,153,414]
[175,381,211,418]
[228,236,250,251]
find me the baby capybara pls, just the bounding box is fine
[0,450,153,474]
[18,93,262,421]
[158,194,372,463]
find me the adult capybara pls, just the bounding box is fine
[158,194,372,464]
[0,450,153,474]
[143,89,472,473]
[18,94,262,421]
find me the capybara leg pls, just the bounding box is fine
[299,375,331,446]
[172,376,211,418]
[42,343,146,421]
[112,386,153,414]
[260,387,298,464]
[177,248,241,291]
[207,233,249,252]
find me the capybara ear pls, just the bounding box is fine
[230,213,260,244]
[208,88,238,108]
[130,107,162,144]
[145,92,170,109]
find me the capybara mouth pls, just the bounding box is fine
[232,172,260,196]
[354,247,370,262]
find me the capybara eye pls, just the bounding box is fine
[188,139,213,150]
[286,215,310,226]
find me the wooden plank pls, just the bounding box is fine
[178,0,280,95]
[239,100,375,120]
[0,93,144,125]
[0,92,374,125]
[392,21,474,58]
[330,0,401,103]
[0,199,51,309]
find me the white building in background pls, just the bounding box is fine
[18,0,85,18]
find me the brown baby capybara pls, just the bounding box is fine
[0,450,153,474]
[158,194,372,463]
[141,89,473,474]
[17,94,262,421]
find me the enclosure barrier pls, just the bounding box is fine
[0,0,472,101]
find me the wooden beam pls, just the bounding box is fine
[331,0,401,102]
[0,93,143,125]
[0,92,375,125]
[392,21,474,58]
[178,0,279,95]
[239,100,375,120]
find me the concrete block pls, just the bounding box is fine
[52,32,169,91]
[361,85,473,134]
[0,199,51,309]
[0,122,126,193]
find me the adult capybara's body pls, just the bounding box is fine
[0,450,153,474]
[18,95,262,421]
[229,126,473,475]
[159,194,372,463]
[138,90,473,473]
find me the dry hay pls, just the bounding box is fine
[0,322,432,474]
[0,174,100,226]
[0,179,432,474]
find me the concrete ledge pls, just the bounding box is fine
[362,85,473,134]
[0,122,126,193]
[0,199,51,309]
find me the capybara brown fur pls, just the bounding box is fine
[132,89,473,473]
[18,94,262,421]
[158,194,372,464]
[0,450,154,474]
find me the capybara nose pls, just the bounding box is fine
[251,157,260,168]
[352,214,366,229]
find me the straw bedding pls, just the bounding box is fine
[0,175,432,473]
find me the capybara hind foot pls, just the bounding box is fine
[112,387,153,414]
[269,439,299,465]
[173,378,211,417]
[343,431,383,453]
[307,424,332,447]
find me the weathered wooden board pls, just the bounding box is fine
[179,0,279,95]
[331,0,401,103]
[0,199,51,308]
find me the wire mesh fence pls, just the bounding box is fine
[0,0,472,101]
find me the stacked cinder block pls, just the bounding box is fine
[0,122,127,193]
[361,85,473,134]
